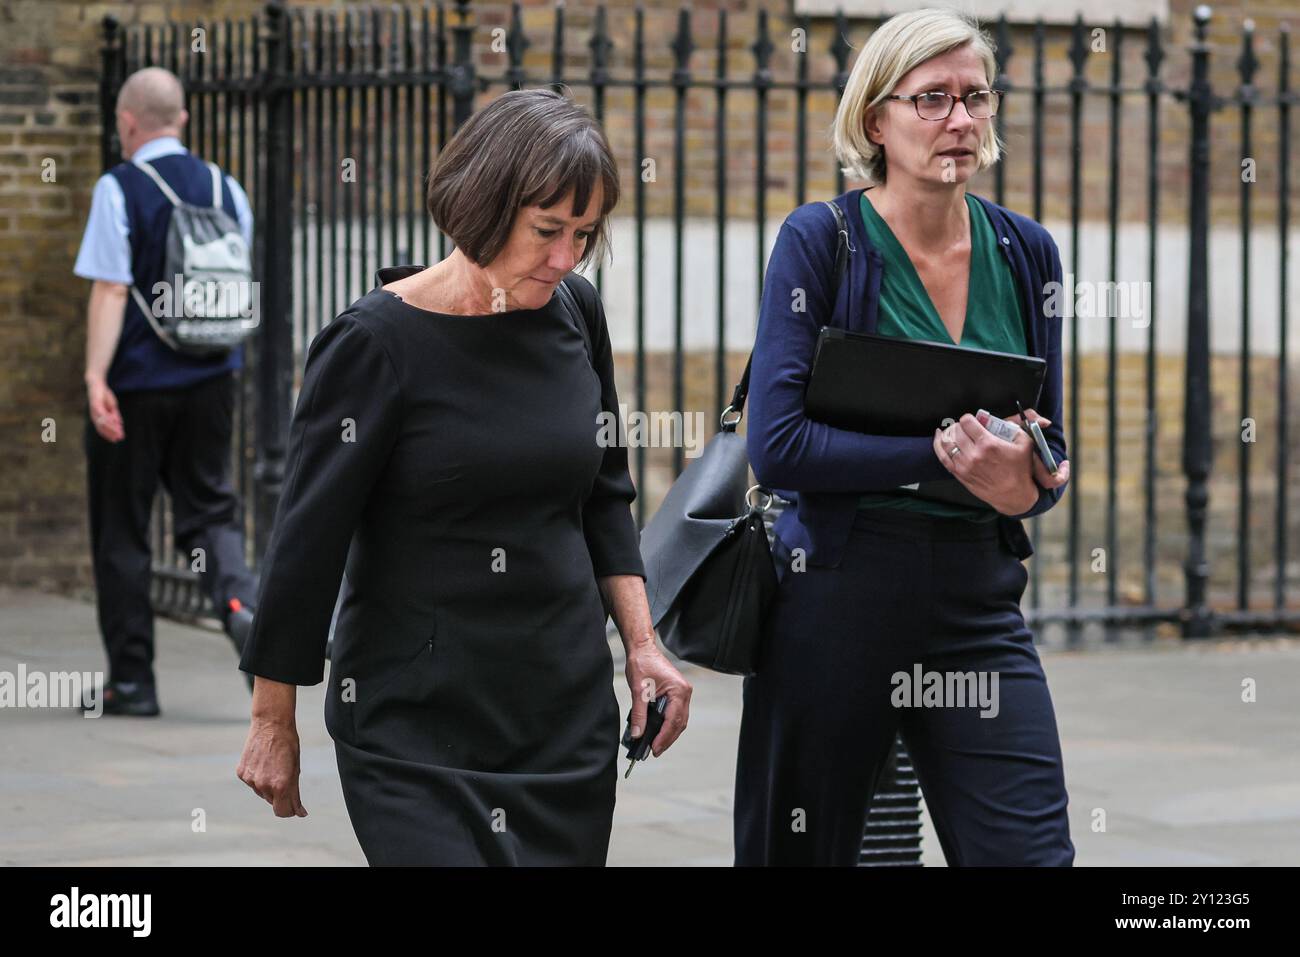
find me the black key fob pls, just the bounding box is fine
[621,694,669,777]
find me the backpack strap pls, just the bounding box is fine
[206,161,223,209]
[132,156,225,211]
[130,158,183,207]
[129,284,181,350]
[124,158,185,347]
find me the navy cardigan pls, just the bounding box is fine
[746,187,1069,568]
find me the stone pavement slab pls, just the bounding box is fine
[2,587,1297,866]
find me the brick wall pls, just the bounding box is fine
[0,1,105,596]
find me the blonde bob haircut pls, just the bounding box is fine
[832,8,1002,186]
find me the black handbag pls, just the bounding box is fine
[640,200,851,675]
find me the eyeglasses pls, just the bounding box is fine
[885,89,1002,121]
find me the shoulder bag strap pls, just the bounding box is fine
[555,275,594,367]
[722,198,851,431]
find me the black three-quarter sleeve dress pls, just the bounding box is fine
[239,266,646,865]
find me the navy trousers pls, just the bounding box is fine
[734,506,1075,866]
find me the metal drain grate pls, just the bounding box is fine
[860,734,923,866]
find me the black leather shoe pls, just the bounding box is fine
[83,681,160,717]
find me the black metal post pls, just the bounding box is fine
[1067,16,1088,644]
[1236,21,1258,612]
[99,16,124,172]
[1276,27,1291,613]
[1183,5,1214,638]
[672,9,693,479]
[449,0,476,129]
[633,6,646,527]
[254,0,296,559]
[1144,18,1164,628]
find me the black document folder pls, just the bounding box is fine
[803,327,1047,509]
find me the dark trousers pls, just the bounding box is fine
[84,371,258,688]
[734,506,1075,866]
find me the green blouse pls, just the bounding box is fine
[856,190,1028,521]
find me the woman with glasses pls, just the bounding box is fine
[734,8,1074,866]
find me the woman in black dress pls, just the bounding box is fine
[234,89,692,865]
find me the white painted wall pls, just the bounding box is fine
[794,0,1170,28]
[292,213,1300,358]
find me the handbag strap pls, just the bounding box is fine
[723,198,851,432]
[555,275,594,367]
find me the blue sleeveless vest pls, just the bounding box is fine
[107,153,244,392]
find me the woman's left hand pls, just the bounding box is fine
[933,409,1065,515]
[623,638,692,758]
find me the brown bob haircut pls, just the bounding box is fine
[425,88,620,271]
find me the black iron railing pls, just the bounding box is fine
[98,3,1299,645]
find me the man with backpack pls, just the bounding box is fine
[74,67,259,716]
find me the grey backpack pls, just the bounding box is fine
[129,158,258,357]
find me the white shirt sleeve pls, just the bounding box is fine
[73,174,133,285]
[225,174,254,249]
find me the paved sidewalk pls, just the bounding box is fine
[2,586,1297,865]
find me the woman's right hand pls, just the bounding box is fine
[236,678,308,817]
